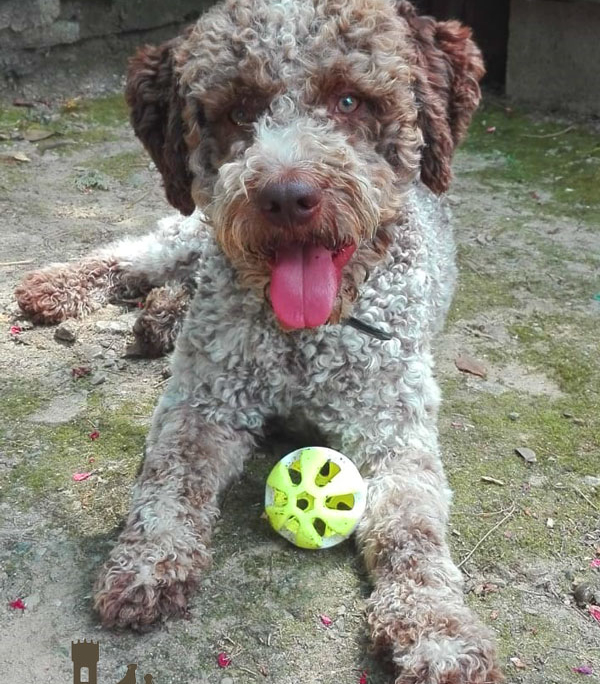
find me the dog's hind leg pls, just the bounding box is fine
[14,211,205,323]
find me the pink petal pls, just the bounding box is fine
[9,325,22,336]
[72,472,91,482]
[320,614,333,627]
[217,652,231,668]
[359,671,368,684]
[590,559,600,569]
[88,430,100,441]
[573,666,594,675]
[9,598,26,610]
[589,605,600,622]
[486,126,497,134]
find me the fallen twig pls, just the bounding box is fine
[574,486,599,512]
[458,505,516,569]
[463,259,484,277]
[236,665,261,678]
[125,190,151,211]
[0,259,34,267]
[522,125,575,139]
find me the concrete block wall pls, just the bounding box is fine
[506,0,600,115]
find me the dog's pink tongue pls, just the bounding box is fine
[270,244,338,329]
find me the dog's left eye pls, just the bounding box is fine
[229,107,254,126]
[336,94,361,114]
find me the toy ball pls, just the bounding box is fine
[265,447,367,549]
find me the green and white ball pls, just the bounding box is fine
[265,447,367,549]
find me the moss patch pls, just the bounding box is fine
[462,99,600,224]
[1,389,152,537]
[66,94,129,127]
[89,150,147,182]
[0,94,129,155]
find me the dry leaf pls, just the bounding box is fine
[63,97,82,112]
[490,610,499,620]
[455,354,487,378]
[24,128,54,142]
[510,657,527,670]
[515,447,537,463]
[12,151,31,163]
[474,582,499,596]
[481,476,505,486]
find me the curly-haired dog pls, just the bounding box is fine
[15,1,502,681]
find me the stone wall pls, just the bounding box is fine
[0,0,214,98]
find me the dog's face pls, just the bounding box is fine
[126,0,483,330]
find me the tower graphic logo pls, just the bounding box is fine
[71,639,154,684]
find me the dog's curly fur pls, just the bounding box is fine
[15,1,502,681]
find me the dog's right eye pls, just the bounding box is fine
[336,94,361,114]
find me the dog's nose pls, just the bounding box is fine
[257,180,322,227]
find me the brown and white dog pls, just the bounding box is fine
[15,2,502,682]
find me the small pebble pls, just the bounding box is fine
[90,374,106,386]
[515,446,537,463]
[508,412,520,421]
[23,593,40,610]
[95,320,130,335]
[16,319,33,331]
[573,581,600,607]
[54,321,77,343]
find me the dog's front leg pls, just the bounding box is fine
[94,402,254,630]
[356,449,503,684]
[15,212,204,323]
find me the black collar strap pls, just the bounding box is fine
[346,317,393,341]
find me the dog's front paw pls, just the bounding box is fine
[393,633,503,684]
[15,260,112,323]
[93,552,197,631]
[369,588,503,684]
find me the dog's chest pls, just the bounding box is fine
[184,241,427,404]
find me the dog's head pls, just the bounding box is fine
[126,0,483,330]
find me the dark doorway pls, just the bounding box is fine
[412,0,510,87]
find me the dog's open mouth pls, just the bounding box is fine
[269,242,356,329]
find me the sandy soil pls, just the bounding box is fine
[0,92,599,684]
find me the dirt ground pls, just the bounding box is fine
[0,90,599,684]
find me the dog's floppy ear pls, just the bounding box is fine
[126,36,195,215]
[397,1,485,194]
